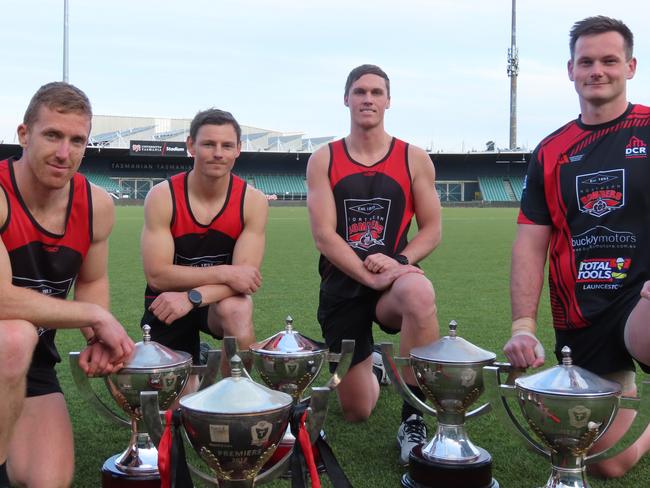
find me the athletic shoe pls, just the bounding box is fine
[396,414,427,466]
[371,345,391,386]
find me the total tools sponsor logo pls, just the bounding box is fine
[625,136,647,159]
[576,257,631,290]
[572,226,637,251]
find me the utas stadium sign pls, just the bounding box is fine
[129,140,188,157]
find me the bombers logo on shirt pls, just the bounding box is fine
[344,198,390,250]
[12,276,74,297]
[576,257,631,290]
[175,253,230,267]
[576,169,625,217]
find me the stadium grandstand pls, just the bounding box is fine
[0,113,528,204]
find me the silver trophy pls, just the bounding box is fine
[381,320,499,488]
[485,346,650,488]
[141,355,331,487]
[69,324,214,487]
[249,315,354,473]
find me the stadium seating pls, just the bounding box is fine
[235,173,307,197]
[478,176,523,202]
[82,172,122,195]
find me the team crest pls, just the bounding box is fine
[568,405,591,429]
[576,170,625,217]
[344,198,390,250]
[251,421,272,446]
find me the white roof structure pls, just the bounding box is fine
[90,115,333,152]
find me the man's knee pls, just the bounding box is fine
[392,276,437,323]
[212,296,253,333]
[11,464,73,488]
[0,320,37,379]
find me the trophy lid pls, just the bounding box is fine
[516,346,622,397]
[249,316,327,356]
[410,320,496,365]
[121,324,192,370]
[180,355,293,414]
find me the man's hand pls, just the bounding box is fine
[222,265,262,294]
[363,253,400,274]
[89,308,135,367]
[503,333,545,369]
[78,342,125,377]
[366,264,423,291]
[149,291,194,325]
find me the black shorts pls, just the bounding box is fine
[317,289,398,373]
[26,365,62,397]
[141,305,220,364]
[554,296,650,375]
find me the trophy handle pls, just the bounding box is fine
[379,342,438,417]
[324,339,355,390]
[192,349,221,391]
[68,352,130,428]
[586,376,650,463]
[304,387,330,443]
[483,364,549,458]
[466,361,527,419]
[140,391,165,446]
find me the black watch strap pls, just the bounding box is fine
[395,254,409,265]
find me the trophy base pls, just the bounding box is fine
[101,455,161,488]
[402,445,498,488]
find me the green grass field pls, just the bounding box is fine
[53,206,649,487]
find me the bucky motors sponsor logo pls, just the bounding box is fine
[577,257,631,290]
[175,253,230,267]
[625,136,647,159]
[344,198,390,250]
[572,226,637,251]
[576,169,625,217]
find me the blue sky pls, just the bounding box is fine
[1,0,648,151]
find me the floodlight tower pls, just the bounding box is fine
[507,0,518,150]
[63,0,69,82]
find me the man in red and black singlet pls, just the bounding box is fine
[307,65,441,466]
[0,82,134,488]
[504,16,650,478]
[140,108,267,388]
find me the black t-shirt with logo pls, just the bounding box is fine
[519,103,650,331]
[319,138,414,297]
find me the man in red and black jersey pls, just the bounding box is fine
[140,108,267,388]
[504,16,650,478]
[307,65,441,466]
[0,83,134,487]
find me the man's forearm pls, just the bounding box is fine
[145,263,232,292]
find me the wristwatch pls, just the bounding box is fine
[395,254,409,265]
[187,289,202,308]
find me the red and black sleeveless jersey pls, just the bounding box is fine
[319,137,414,297]
[144,171,246,298]
[0,158,93,368]
[519,104,650,330]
